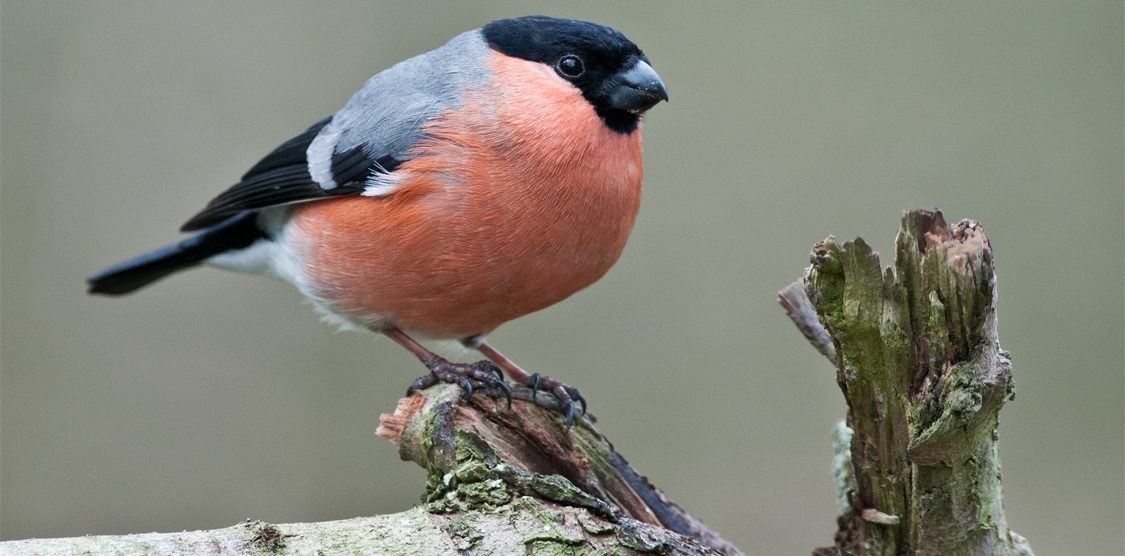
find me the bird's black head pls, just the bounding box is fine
[482,16,668,134]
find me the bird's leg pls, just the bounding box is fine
[462,335,586,426]
[382,327,510,407]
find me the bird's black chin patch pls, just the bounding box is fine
[598,109,641,134]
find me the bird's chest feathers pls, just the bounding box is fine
[448,56,643,266]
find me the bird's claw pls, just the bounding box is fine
[408,359,583,426]
[406,373,439,396]
[489,365,505,383]
[521,373,587,428]
[408,359,512,408]
[571,388,588,416]
[528,373,542,397]
[491,372,513,409]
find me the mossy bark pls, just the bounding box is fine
[783,209,1033,556]
[377,382,742,555]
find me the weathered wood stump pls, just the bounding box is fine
[780,209,1034,556]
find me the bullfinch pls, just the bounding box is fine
[87,16,668,423]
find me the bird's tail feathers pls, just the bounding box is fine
[87,211,265,296]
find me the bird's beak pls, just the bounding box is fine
[607,59,669,114]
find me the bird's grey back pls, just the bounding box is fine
[331,29,492,161]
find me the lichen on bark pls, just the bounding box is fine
[376,381,740,555]
[784,209,1034,556]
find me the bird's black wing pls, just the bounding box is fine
[180,118,400,232]
[178,37,472,233]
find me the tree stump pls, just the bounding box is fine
[780,209,1034,555]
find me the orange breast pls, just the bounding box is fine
[289,52,644,338]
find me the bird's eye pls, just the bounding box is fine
[556,55,584,78]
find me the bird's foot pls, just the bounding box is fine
[407,358,512,408]
[523,373,587,428]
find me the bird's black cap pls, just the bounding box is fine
[483,16,665,133]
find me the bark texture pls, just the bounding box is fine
[0,506,711,555]
[376,383,742,555]
[781,209,1034,556]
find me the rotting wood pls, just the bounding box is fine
[781,209,1034,556]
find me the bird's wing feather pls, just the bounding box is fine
[179,114,409,232]
[179,30,490,232]
[239,116,331,178]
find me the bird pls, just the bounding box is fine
[87,15,668,424]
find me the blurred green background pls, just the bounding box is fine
[2,2,1121,553]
